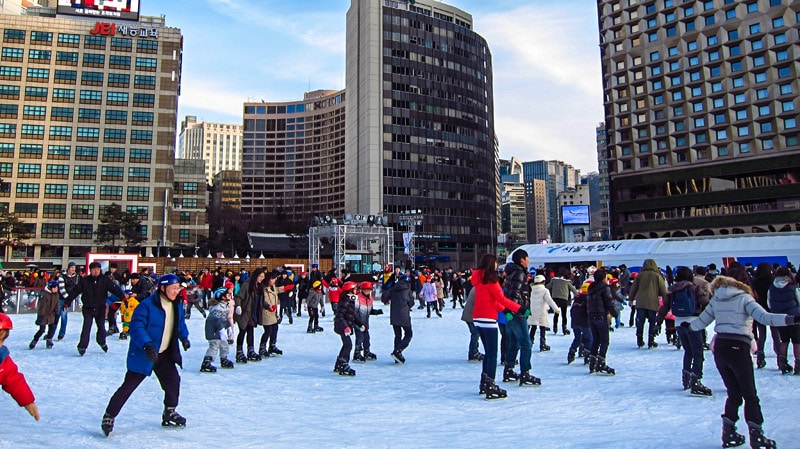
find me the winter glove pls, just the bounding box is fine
[344,327,352,336]
[680,321,692,329]
[359,325,366,332]
[143,344,159,363]
[505,312,514,321]
[227,339,234,345]
[180,338,191,351]
[520,308,531,318]
[269,304,277,312]
[235,305,242,315]
[284,284,294,291]
[786,315,800,325]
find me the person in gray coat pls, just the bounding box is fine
[389,275,415,364]
[460,288,482,362]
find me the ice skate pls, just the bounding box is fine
[337,359,356,376]
[540,343,551,352]
[246,350,262,361]
[482,374,507,400]
[690,380,712,396]
[258,346,271,358]
[220,358,234,369]
[747,421,776,449]
[721,417,745,448]
[200,356,217,373]
[502,366,519,382]
[353,351,366,362]
[364,350,377,361]
[755,352,766,369]
[314,326,324,332]
[518,370,541,386]
[101,413,115,437]
[161,407,186,427]
[587,355,597,373]
[28,339,37,349]
[268,345,283,356]
[235,351,248,364]
[593,357,615,375]
[648,338,658,349]
[118,331,128,340]
[778,357,792,374]
[391,350,405,364]
[682,370,692,390]
[567,350,576,364]
[468,352,484,363]
[78,347,86,356]
[307,326,315,334]
[45,339,53,349]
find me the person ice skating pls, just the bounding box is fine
[333,281,362,376]
[259,272,290,358]
[306,281,325,333]
[528,274,559,353]
[296,271,310,317]
[101,274,191,436]
[276,270,294,324]
[629,259,668,349]
[65,261,128,356]
[656,266,710,395]
[29,281,60,349]
[56,262,79,341]
[389,274,415,364]
[567,282,593,365]
[0,313,39,420]
[586,269,618,375]
[353,281,377,362]
[421,277,441,318]
[201,288,235,372]
[234,268,266,363]
[686,263,800,448]
[461,288,483,362]
[501,249,537,386]
[472,254,522,399]
[546,267,578,335]
[750,263,779,370]
[767,266,800,375]
[118,290,138,340]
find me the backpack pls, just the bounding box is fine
[671,287,696,317]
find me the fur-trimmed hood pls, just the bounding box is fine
[711,275,753,298]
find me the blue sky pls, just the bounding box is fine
[142,0,603,173]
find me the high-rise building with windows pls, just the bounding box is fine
[345,0,497,268]
[178,115,242,186]
[0,10,185,265]
[597,0,800,239]
[241,90,346,227]
[595,122,611,239]
[522,160,581,243]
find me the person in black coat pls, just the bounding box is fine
[333,282,361,376]
[389,275,415,363]
[586,269,618,374]
[65,262,127,356]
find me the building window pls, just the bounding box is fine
[128,167,150,180]
[737,126,750,137]
[103,128,126,142]
[54,69,77,84]
[28,49,51,62]
[784,118,797,129]
[127,186,150,200]
[69,224,93,239]
[99,185,122,200]
[109,55,131,68]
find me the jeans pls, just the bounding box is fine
[676,325,705,379]
[392,325,412,352]
[589,315,610,359]
[504,315,532,372]
[477,326,498,379]
[714,337,763,425]
[355,327,371,352]
[635,308,659,342]
[466,322,480,357]
[56,299,69,338]
[78,306,107,350]
[105,352,181,418]
[569,325,593,355]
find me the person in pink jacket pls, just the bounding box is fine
[471,254,521,400]
[421,278,441,318]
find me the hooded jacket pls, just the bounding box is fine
[587,281,618,318]
[502,262,531,313]
[127,291,189,376]
[628,259,667,311]
[689,275,794,342]
[389,278,414,327]
[767,277,800,315]
[470,269,520,328]
[657,280,710,325]
[0,347,35,407]
[527,284,559,327]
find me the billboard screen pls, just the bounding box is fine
[57,0,141,22]
[561,205,590,225]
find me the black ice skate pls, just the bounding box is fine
[200,356,217,373]
[778,357,793,374]
[45,339,53,349]
[747,421,776,449]
[314,326,324,332]
[118,332,128,340]
[235,351,248,364]
[364,350,377,361]
[220,358,234,369]
[353,351,366,362]
[28,339,37,349]
[307,326,315,334]
[502,366,519,382]
[539,343,551,352]
[391,350,405,364]
[688,373,712,396]
[101,413,115,437]
[482,374,507,400]
[337,359,356,376]
[755,352,766,369]
[682,370,692,390]
[591,356,615,375]
[721,417,745,448]
[268,345,283,356]
[247,350,262,361]
[518,370,541,386]
[567,351,576,364]
[587,355,597,373]
[161,407,186,428]
[258,346,271,358]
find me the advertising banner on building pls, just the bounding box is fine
[57,0,141,22]
[563,225,588,243]
[403,232,414,255]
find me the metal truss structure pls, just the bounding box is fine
[309,224,394,275]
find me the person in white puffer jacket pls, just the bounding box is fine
[528,275,559,352]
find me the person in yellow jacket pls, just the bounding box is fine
[118,290,138,340]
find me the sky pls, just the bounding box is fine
[3,298,799,448]
[140,0,604,174]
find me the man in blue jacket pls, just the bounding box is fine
[100,274,190,437]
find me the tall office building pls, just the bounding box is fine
[500,157,527,253]
[595,122,611,238]
[345,0,498,268]
[0,9,184,265]
[525,177,548,244]
[241,90,346,227]
[522,160,581,243]
[177,115,242,186]
[598,0,800,239]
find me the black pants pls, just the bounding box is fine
[629,305,637,327]
[236,323,255,352]
[185,302,205,319]
[426,301,440,317]
[589,315,610,359]
[553,298,569,333]
[107,305,119,332]
[392,325,412,352]
[105,353,180,418]
[714,337,763,425]
[307,308,319,329]
[338,333,353,361]
[259,323,278,349]
[753,322,781,357]
[635,308,658,341]
[498,323,508,365]
[78,306,106,350]
[33,323,56,342]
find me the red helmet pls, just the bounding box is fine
[0,313,12,330]
[224,279,235,289]
[342,281,357,292]
[360,281,373,291]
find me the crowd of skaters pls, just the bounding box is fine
[2,255,800,448]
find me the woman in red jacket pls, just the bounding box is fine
[471,254,521,400]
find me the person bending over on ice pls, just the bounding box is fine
[100,274,190,437]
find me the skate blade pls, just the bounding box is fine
[485,395,507,400]
[161,422,186,428]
